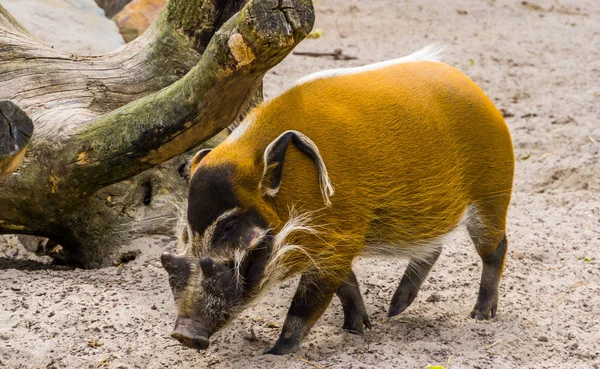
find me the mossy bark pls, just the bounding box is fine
[0,0,314,267]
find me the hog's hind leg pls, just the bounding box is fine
[468,230,507,320]
[388,246,442,317]
[265,272,342,355]
[336,270,371,334]
[467,201,509,320]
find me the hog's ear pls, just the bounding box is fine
[189,149,212,177]
[259,130,334,206]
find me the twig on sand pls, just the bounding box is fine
[95,354,120,368]
[296,355,327,369]
[446,355,454,368]
[293,49,358,60]
[487,339,504,349]
[95,358,109,369]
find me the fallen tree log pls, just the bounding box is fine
[0,0,314,267]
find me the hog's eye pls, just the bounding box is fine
[222,222,235,235]
[215,218,237,242]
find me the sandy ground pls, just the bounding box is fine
[1,0,599,368]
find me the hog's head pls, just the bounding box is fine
[161,130,334,350]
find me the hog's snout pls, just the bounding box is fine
[171,317,211,350]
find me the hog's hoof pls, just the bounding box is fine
[343,312,372,334]
[387,289,416,318]
[264,334,301,355]
[264,341,301,355]
[469,304,497,320]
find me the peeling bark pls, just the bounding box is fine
[0,0,314,267]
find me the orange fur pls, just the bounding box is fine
[193,60,514,281]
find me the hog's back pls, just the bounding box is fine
[225,61,514,246]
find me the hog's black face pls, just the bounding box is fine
[161,165,271,350]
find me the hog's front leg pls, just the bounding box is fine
[336,270,371,334]
[265,273,342,355]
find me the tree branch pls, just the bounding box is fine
[0,0,249,131]
[61,0,314,192]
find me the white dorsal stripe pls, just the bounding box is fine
[224,45,446,146]
[296,44,447,85]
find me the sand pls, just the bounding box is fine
[1,0,599,368]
